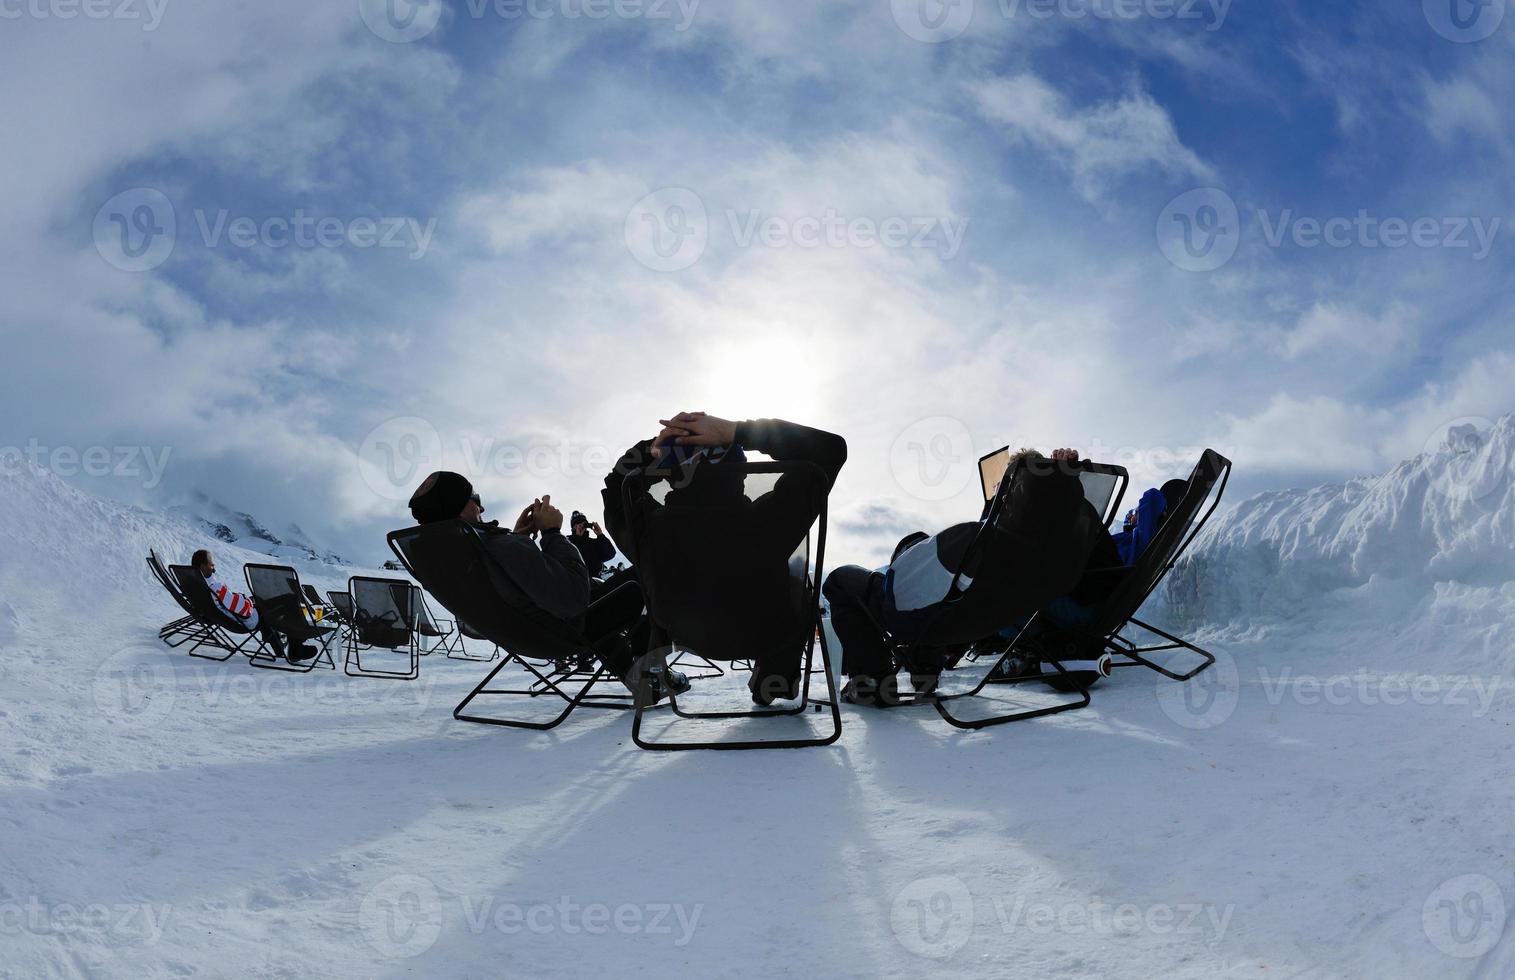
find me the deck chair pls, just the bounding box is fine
[242,564,339,673]
[979,449,1130,528]
[410,586,462,657]
[618,458,842,751]
[386,521,637,729]
[326,590,355,626]
[147,550,206,648]
[344,577,424,680]
[453,618,502,662]
[167,564,272,661]
[1022,449,1233,686]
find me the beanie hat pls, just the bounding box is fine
[410,471,474,525]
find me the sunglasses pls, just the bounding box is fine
[470,493,484,508]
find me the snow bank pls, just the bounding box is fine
[1165,415,1515,659]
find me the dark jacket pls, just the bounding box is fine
[568,531,617,577]
[602,419,847,662]
[478,526,591,638]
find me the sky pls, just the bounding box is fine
[2,0,1513,566]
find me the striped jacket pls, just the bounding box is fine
[205,573,260,630]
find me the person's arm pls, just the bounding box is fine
[482,528,590,621]
[589,530,617,564]
[732,418,848,490]
[602,439,660,564]
[206,574,255,620]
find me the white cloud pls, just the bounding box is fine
[970,73,1214,201]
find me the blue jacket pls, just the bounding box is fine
[1111,488,1167,565]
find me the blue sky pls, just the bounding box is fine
[2,0,1513,565]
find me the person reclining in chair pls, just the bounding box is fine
[823,448,1106,706]
[191,550,319,663]
[407,472,689,700]
[602,412,848,707]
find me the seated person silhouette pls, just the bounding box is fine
[407,472,688,700]
[823,448,1106,706]
[603,412,847,706]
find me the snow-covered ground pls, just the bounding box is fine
[2,424,1513,979]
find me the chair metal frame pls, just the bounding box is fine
[411,585,463,658]
[241,563,339,673]
[343,576,422,680]
[620,458,843,751]
[147,550,207,648]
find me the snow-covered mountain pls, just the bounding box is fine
[163,491,348,566]
[1165,415,1515,669]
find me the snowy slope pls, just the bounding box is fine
[1166,416,1515,673]
[2,440,1513,979]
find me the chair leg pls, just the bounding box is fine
[1106,616,1217,682]
[343,632,420,680]
[453,653,632,730]
[631,625,843,751]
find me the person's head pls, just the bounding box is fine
[665,445,748,509]
[570,511,590,535]
[192,549,215,576]
[409,471,479,525]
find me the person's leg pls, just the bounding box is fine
[749,643,803,706]
[822,565,892,678]
[584,581,646,680]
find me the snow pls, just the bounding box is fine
[2,423,1513,979]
